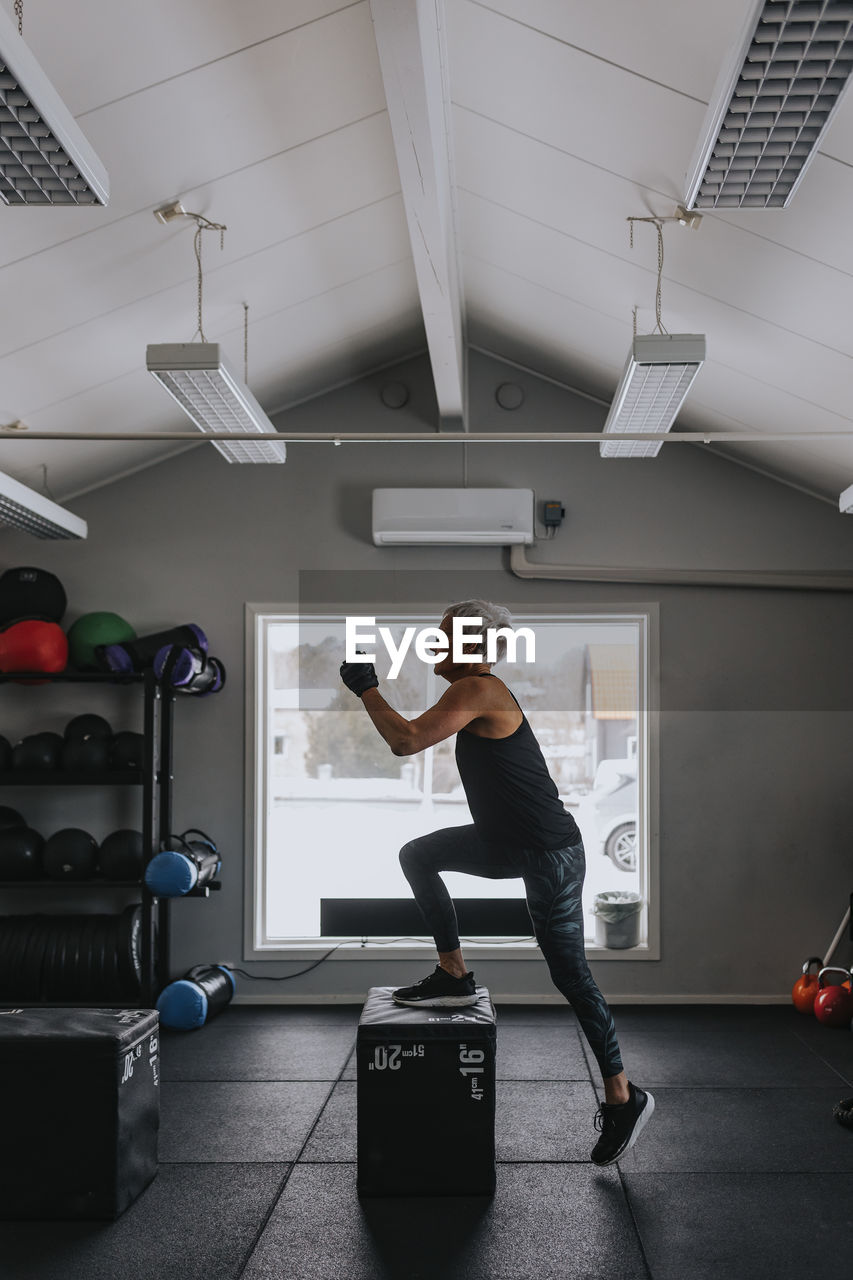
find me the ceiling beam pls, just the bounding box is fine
[369,0,466,431]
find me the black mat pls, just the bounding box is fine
[161,1021,356,1081]
[240,1162,648,1280]
[0,1163,289,1280]
[158,1080,334,1161]
[624,1171,853,1280]
[2,1004,849,1280]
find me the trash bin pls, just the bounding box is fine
[592,891,643,949]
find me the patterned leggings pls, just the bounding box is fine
[398,824,623,1077]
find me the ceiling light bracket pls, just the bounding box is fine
[153,200,188,225]
[675,205,703,230]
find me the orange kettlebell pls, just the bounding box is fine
[791,956,824,1014]
[813,968,853,1028]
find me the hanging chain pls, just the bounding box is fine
[626,216,668,336]
[186,213,226,344]
[41,464,56,502]
[15,0,23,36]
[243,302,249,382]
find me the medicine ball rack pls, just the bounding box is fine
[0,669,188,1006]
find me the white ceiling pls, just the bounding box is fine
[1,0,853,503]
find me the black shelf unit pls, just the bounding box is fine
[0,771,143,786]
[0,669,175,1005]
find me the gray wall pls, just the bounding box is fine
[2,349,852,1002]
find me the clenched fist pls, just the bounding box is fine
[340,653,379,698]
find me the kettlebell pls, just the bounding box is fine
[813,967,853,1028]
[791,956,824,1014]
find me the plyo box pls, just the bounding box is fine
[0,1007,159,1219]
[357,985,496,1196]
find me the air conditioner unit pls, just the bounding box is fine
[372,488,535,545]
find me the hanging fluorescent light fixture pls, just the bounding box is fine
[0,469,86,538]
[684,0,853,210]
[0,2,108,205]
[148,204,285,463]
[839,481,853,512]
[599,334,706,458]
[601,216,706,457]
[146,343,287,464]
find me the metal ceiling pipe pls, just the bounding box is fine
[509,545,853,592]
[1,431,853,444]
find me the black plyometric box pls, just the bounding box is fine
[0,1007,160,1220]
[357,986,496,1197]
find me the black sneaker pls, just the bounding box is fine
[590,1081,655,1166]
[392,965,478,1008]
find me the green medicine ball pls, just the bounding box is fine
[68,612,136,671]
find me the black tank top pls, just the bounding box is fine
[454,677,581,850]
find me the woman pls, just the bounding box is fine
[340,599,653,1166]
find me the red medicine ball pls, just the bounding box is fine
[0,620,68,675]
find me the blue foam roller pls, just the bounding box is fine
[156,967,236,1029]
[144,850,197,896]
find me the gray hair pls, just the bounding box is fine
[442,599,514,664]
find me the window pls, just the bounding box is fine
[248,609,657,958]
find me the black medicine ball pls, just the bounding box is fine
[0,735,10,770]
[0,826,43,880]
[99,829,144,881]
[12,732,63,771]
[111,732,145,770]
[0,567,67,628]
[61,737,111,772]
[64,714,112,741]
[42,829,98,880]
[0,806,25,830]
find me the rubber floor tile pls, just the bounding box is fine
[302,1079,602,1164]
[605,1005,808,1033]
[624,1171,853,1280]
[0,1163,289,1280]
[159,1080,333,1161]
[240,1162,647,1280]
[494,1024,589,1080]
[491,1004,578,1025]
[160,1022,355,1081]
[614,1086,853,1173]
[793,1029,853,1087]
[219,1005,361,1025]
[496,1079,602,1161]
[579,1027,844,1087]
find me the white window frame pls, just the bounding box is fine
[244,602,660,963]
